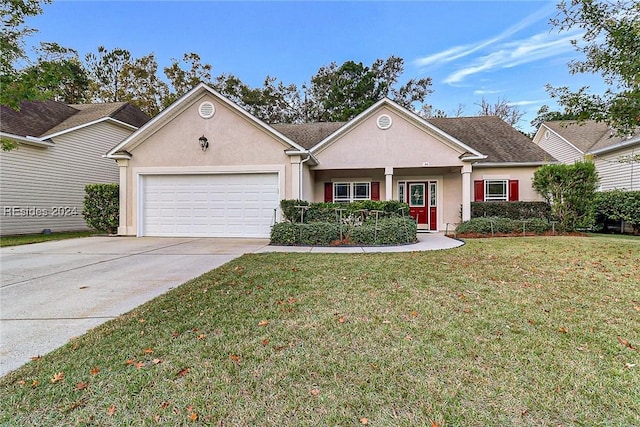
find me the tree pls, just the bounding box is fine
[163,53,212,106]
[85,46,132,103]
[475,97,525,127]
[304,56,433,122]
[530,104,579,130]
[547,0,640,135]
[120,53,168,116]
[532,161,599,231]
[0,0,50,76]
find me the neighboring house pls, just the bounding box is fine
[106,83,555,238]
[533,120,640,191]
[0,100,150,235]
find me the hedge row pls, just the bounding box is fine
[471,201,551,220]
[271,217,417,246]
[456,217,552,235]
[280,199,409,223]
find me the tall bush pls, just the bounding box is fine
[532,161,599,231]
[82,183,119,234]
[594,190,640,234]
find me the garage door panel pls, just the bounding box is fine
[141,173,278,238]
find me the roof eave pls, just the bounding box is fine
[0,132,55,148]
[473,161,559,168]
[42,117,138,140]
[590,135,640,155]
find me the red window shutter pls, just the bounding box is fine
[371,181,380,200]
[509,180,519,201]
[474,180,484,202]
[324,183,333,202]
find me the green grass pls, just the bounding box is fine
[0,231,95,247]
[1,236,639,426]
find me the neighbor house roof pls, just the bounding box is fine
[0,100,150,139]
[429,116,553,164]
[542,120,640,154]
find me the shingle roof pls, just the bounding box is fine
[544,120,640,153]
[1,100,150,138]
[428,116,553,163]
[269,116,553,163]
[271,122,347,149]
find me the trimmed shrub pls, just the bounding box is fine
[471,201,551,220]
[270,217,417,245]
[456,217,552,235]
[279,199,410,223]
[82,183,119,234]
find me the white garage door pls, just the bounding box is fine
[141,173,279,238]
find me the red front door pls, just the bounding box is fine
[408,183,428,225]
[404,181,437,230]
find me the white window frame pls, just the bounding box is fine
[333,181,371,203]
[485,180,508,201]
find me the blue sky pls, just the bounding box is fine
[26,0,603,133]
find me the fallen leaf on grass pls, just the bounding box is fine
[625,363,636,369]
[262,339,269,347]
[196,334,206,340]
[189,412,198,421]
[51,372,64,383]
[134,361,145,369]
[107,405,116,416]
[76,381,90,390]
[617,336,638,350]
[360,418,368,425]
[176,367,189,377]
[30,355,42,361]
[152,358,163,364]
[125,359,135,366]
[230,354,241,364]
[310,388,320,396]
[558,327,568,334]
[338,316,346,323]
[90,366,100,375]
[431,422,440,427]
[143,348,154,354]
[258,320,269,326]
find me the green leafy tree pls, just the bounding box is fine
[163,52,212,106]
[85,46,132,103]
[305,56,433,122]
[594,190,640,234]
[120,53,168,116]
[547,0,640,135]
[532,161,599,231]
[530,104,579,130]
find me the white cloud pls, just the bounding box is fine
[443,30,581,84]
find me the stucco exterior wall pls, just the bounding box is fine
[472,166,542,201]
[0,122,129,235]
[314,107,465,170]
[120,94,295,235]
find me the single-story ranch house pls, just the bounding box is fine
[106,83,556,238]
[1,100,150,236]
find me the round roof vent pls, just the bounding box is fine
[198,101,215,119]
[377,114,392,130]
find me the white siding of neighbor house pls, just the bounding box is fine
[594,146,639,191]
[534,129,583,164]
[0,122,130,235]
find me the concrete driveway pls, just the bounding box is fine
[0,236,269,377]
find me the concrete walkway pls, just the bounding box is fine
[0,233,462,377]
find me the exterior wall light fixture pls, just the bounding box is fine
[198,135,209,151]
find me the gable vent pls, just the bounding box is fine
[198,101,215,119]
[377,114,392,130]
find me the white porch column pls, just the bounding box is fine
[116,159,129,235]
[461,163,472,221]
[290,155,301,199]
[385,166,394,200]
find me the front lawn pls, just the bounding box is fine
[0,231,94,247]
[1,236,638,425]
